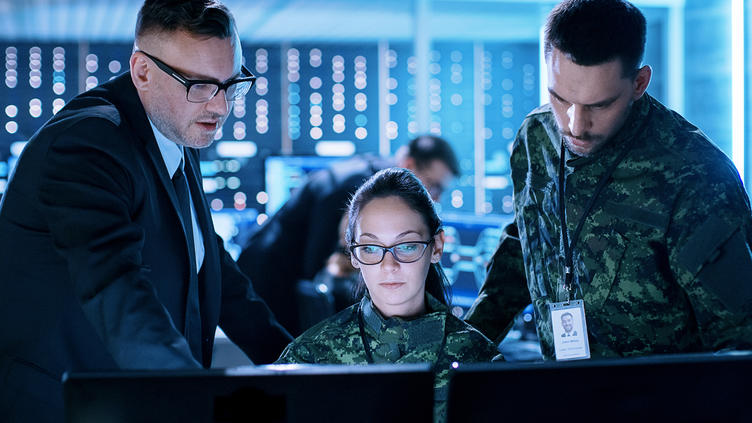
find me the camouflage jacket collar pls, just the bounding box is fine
[360,294,447,360]
[566,93,653,169]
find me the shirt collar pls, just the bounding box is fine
[148,118,184,178]
[359,293,447,361]
[360,292,448,335]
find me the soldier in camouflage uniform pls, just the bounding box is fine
[276,168,499,422]
[465,0,752,360]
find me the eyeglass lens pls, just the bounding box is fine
[354,242,428,264]
[187,80,252,102]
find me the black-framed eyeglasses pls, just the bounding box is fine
[349,240,434,265]
[136,50,256,103]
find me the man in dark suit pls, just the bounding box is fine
[0,1,292,421]
[236,136,460,336]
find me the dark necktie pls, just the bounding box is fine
[172,154,203,363]
[172,158,196,268]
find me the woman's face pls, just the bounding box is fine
[350,196,444,318]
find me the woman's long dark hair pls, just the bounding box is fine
[346,167,451,306]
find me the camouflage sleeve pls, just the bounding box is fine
[432,321,501,423]
[464,222,530,344]
[668,158,752,350]
[274,340,314,364]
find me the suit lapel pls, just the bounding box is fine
[103,74,193,258]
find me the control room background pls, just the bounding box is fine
[0,0,749,304]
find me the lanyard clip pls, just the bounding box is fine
[563,266,573,291]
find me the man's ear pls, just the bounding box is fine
[130,52,151,91]
[431,230,445,264]
[632,65,652,101]
[401,156,416,172]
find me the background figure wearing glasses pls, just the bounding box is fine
[275,168,498,423]
[237,135,460,336]
[0,1,291,421]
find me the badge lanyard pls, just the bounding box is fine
[553,139,630,361]
[357,304,376,364]
[557,138,632,301]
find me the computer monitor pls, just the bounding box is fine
[64,364,434,423]
[263,155,343,216]
[447,352,752,422]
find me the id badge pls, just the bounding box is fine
[549,300,590,361]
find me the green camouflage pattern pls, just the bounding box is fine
[466,94,752,360]
[276,293,499,422]
[464,223,530,343]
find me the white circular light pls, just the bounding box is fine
[86,76,98,90]
[52,98,65,114]
[309,76,322,90]
[5,121,18,134]
[355,127,367,140]
[109,60,121,74]
[53,82,65,95]
[227,177,241,190]
[5,105,17,118]
[234,192,247,204]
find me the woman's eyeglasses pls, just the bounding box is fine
[349,240,434,265]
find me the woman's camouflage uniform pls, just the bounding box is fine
[276,293,499,422]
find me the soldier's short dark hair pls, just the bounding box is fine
[407,135,460,177]
[346,168,451,306]
[544,0,646,77]
[135,0,236,40]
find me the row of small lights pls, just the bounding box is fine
[447,50,465,210]
[254,49,270,135]
[287,48,301,140]
[3,47,127,135]
[352,55,368,140]
[4,47,66,134]
[2,45,528,216]
[487,50,538,214]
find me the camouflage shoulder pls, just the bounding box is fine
[510,103,559,155]
[295,304,360,343]
[275,305,361,364]
[645,100,743,188]
[525,102,553,119]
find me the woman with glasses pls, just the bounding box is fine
[276,167,499,422]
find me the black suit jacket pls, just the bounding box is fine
[0,73,292,422]
[236,154,390,335]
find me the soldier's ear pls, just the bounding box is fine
[631,65,652,101]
